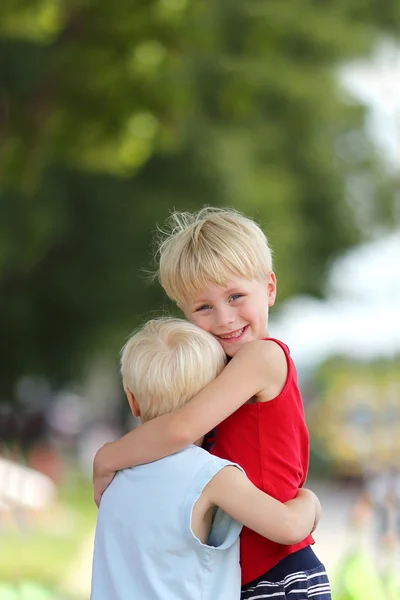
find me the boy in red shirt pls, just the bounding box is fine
[94,207,331,599]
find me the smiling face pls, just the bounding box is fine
[182,274,277,357]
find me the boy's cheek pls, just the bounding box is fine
[186,313,209,332]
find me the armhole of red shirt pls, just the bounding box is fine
[263,337,294,403]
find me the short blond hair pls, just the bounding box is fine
[120,317,227,422]
[156,207,273,306]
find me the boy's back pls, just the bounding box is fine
[91,445,242,600]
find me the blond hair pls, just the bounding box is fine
[156,207,273,306]
[120,317,227,422]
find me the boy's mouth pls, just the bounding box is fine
[217,325,248,341]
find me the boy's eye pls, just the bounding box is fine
[196,304,212,312]
[230,294,243,302]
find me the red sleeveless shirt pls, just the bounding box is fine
[204,338,314,585]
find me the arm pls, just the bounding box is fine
[206,466,320,544]
[93,340,286,504]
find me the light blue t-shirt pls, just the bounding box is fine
[91,445,243,600]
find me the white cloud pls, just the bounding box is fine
[271,233,400,366]
[340,41,400,169]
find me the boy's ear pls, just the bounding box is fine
[267,272,277,307]
[126,389,141,418]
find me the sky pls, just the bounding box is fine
[272,44,400,367]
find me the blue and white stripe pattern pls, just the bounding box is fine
[241,565,331,600]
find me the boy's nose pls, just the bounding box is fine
[215,308,235,327]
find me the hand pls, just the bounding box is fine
[93,443,116,507]
[297,488,321,534]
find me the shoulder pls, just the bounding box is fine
[170,445,216,474]
[234,338,287,364]
[186,448,235,484]
[234,339,288,397]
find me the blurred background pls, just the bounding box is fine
[1,0,400,598]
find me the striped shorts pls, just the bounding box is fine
[241,564,331,600]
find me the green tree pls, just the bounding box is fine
[1,0,399,399]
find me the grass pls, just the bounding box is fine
[0,474,97,593]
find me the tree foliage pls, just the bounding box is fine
[1,0,399,398]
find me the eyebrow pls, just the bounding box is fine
[191,299,210,307]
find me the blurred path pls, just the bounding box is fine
[310,479,360,575]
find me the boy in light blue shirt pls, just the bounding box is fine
[91,318,320,600]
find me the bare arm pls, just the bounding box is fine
[93,340,286,504]
[96,341,285,470]
[206,466,320,544]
